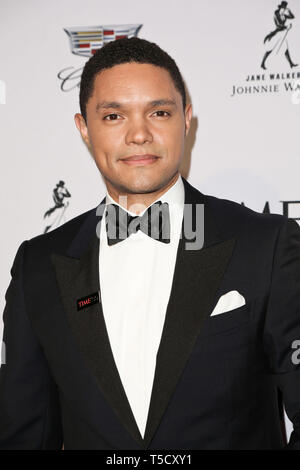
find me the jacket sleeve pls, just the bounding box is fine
[0,241,63,449]
[263,217,300,450]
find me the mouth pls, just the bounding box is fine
[120,154,160,166]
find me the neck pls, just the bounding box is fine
[106,172,180,215]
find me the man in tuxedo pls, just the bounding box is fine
[1,37,300,450]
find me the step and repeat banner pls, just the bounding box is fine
[1,0,299,443]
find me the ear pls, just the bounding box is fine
[74,113,92,150]
[184,103,192,137]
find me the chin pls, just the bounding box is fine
[120,178,158,194]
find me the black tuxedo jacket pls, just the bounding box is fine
[1,176,300,450]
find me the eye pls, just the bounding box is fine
[103,113,122,121]
[152,110,171,118]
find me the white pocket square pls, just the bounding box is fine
[210,290,246,316]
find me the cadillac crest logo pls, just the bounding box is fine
[64,24,142,58]
[58,24,142,91]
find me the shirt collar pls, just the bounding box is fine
[105,173,184,217]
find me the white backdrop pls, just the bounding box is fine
[1,0,299,444]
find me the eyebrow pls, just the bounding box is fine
[95,99,177,112]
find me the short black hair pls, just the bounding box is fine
[79,37,186,122]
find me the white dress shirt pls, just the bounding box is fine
[99,173,184,438]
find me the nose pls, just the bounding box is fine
[125,117,153,145]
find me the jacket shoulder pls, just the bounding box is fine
[203,191,291,235]
[25,205,99,255]
[183,177,287,231]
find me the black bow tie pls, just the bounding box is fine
[105,200,171,246]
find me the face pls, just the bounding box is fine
[75,62,192,198]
